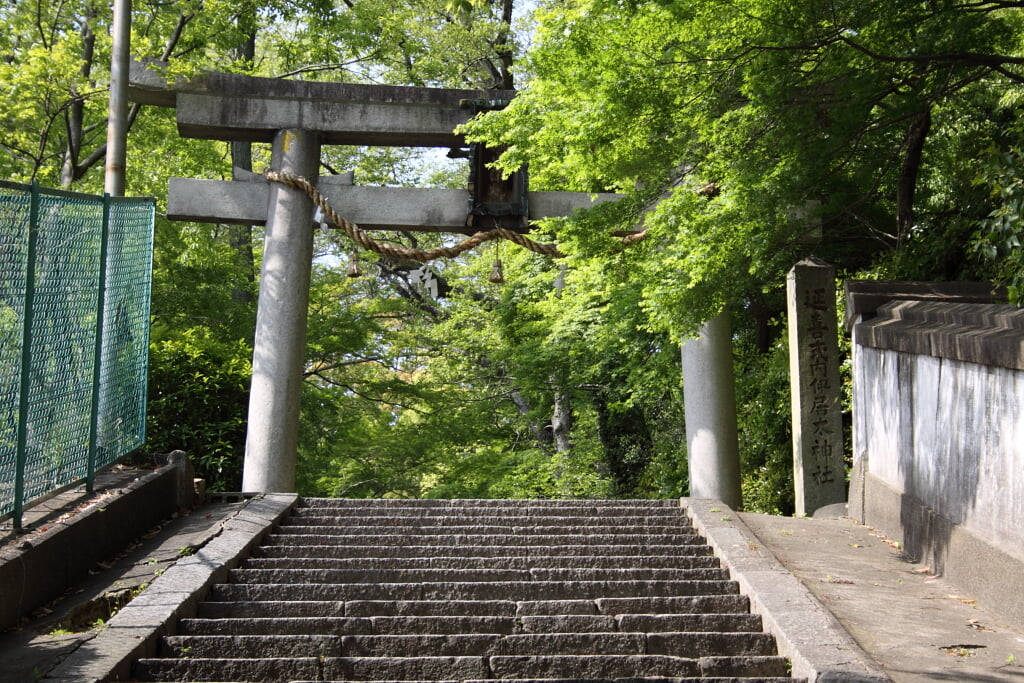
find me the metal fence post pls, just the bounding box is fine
[86,194,113,493]
[13,182,42,531]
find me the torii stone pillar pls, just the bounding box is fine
[681,312,743,509]
[241,129,319,492]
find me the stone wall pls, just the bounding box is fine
[848,287,1024,628]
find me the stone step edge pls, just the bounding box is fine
[194,595,754,618]
[132,653,793,679]
[158,631,780,660]
[241,556,722,568]
[177,613,766,635]
[285,679,806,683]
[300,498,682,505]
[252,545,715,557]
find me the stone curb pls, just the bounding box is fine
[40,492,298,683]
[0,466,179,632]
[681,498,891,683]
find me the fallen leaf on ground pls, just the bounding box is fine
[968,619,995,632]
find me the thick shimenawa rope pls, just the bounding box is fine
[264,170,649,262]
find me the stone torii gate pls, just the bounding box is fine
[129,66,623,492]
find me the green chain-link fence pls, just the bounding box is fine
[0,181,154,529]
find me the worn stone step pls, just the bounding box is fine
[474,679,800,683]
[297,654,707,680]
[301,498,680,508]
[197,599,515,619]
[295,679,803,683]
[196,595,752,620]
[179,615,520,636]
[492,654,703,678]
[133,657,321,682]
[226,567,731,585]
[325,655,492,681]
[135,654,795,683]
[285,510,692,522]
[163,630,778,660]
[287,511,691,525]
[179,614,766,638]
[515,614,763,634]
[161,634,501,658]
[487,654,791,679]
[210,579,740,602]
[262,532,704,546]
[616,613,763,632]
[252,543,713,558]
[274,524,699,537]
[297,505,683,514]
[241,555,721,570]
[297,679,804,683]
[592,596,752,615]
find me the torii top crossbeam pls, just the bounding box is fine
[130,62,515,147]
[130,62,619,232]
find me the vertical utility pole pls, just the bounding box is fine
[106,0,131,196]
[242,129,319,493]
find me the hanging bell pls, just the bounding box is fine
[488,258,505,284]
[346,251,363,278]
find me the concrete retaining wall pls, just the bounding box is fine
[849,293,1024,628]
[0,457,193,632]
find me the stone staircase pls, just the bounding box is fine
[133,499,804,683]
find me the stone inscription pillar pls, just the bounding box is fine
[242,129,319,492]
[681,312,743,509]
[787,257,846,515]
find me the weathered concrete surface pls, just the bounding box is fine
[167,176,621,230]
[855,300,1024,370]
[241,129,319,494]
[39,493,298,682]
[681,314,743,509]
[851,341,1024,629]
[739,510,1024,683]
[128,63,516,146]
[684,498,889,683]
[0,463,187,632]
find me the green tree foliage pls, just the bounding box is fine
[145,328,251,490]
[465,0,1024,321]
[7,0,1020,509]
[461,0,1023,509]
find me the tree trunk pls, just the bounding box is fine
[896,108,932,246]
[495,0,515,90]
[60,7,96,188]
[228,12,257,305]
[510,391,553,452]
[550,377,573,453]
